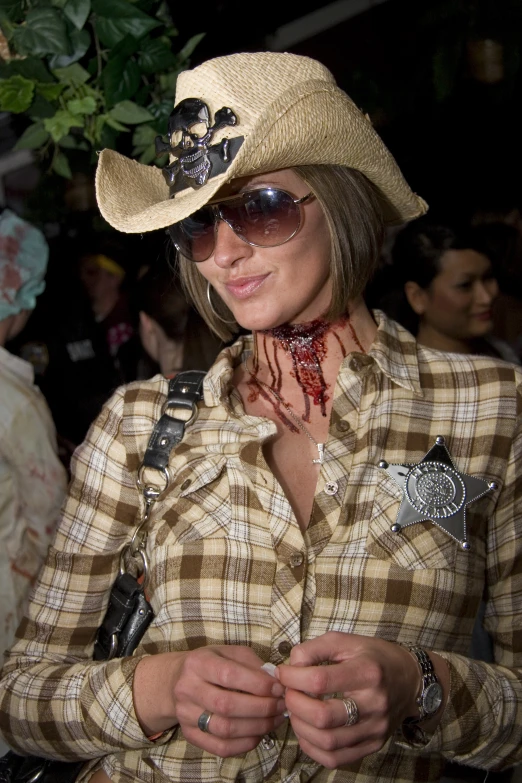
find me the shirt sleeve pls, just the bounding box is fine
[397,382,522,770]
[0,385,169,760]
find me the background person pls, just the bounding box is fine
[0,209,68,758]
[369,219,520,362]
[0,52,521,783]
[134,259,223,378]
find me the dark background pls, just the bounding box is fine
[167,0,522,225]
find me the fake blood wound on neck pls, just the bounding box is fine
[246,315,361,431]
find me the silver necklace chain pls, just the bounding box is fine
[243,355,325,465]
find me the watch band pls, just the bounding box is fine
[404,645,443,722]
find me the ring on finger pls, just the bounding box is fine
[197,710,213,733]
[341,697,359,726]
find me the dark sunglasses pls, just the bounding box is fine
[168,187,314,262]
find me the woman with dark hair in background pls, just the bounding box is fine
[372,219,520,363]
[134,261,223,378]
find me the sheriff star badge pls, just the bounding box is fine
[378,436,497,550]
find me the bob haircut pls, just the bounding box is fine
[175,164,385,342]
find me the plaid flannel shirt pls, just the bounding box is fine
[1,311,521,783]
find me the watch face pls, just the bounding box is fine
[423,682,443,715]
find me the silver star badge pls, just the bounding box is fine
[378,436,497,550]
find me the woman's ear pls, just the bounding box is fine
[404,281,428,316]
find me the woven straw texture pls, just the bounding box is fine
[96,52,428,233]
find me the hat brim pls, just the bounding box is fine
[96,84,428,233]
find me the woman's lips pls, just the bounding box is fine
[474,310,493,321]
[224,274,269,299]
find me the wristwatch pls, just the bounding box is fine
[406,645,443,721]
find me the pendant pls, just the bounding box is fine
[312,443,325,465]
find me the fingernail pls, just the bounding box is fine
[271,683,285,697]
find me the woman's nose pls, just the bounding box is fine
[476,278,499,304]
[211,218,252,268]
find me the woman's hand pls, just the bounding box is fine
[277,632,448,769]
[134,646,287,757]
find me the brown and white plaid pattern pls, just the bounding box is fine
[1,311,521,783]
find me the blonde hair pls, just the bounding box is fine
[176,165,385,341]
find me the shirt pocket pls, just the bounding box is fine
[366,471,458,570]
[152,456,229,547]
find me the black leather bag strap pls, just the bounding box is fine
[142,371,206,472]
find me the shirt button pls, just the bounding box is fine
[261,734,275,750]
[349,357,362,372]
[337,420,350,432]
[289,552,304,568]
[324,481,339,496]
[180,479,192,491]
[278,640,292,657]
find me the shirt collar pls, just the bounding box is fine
[203,310,422,407]
[367,310,422,394]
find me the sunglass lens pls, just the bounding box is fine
[220,189,300,247]
[170,208,215,262]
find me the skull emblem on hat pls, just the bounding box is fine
[156,98,238,189]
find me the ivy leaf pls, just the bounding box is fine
[59,133,89,150]
[138,143,156,164]
[0,0,23,24]
[52,150,73,178]
[12,7,70,57]
[177,32,205,63]
[0,57,54,83]
[132,122,156,148]
[110,100,153,124]
[13,121,50,150]
[63,0,91,30]
[0,74,35,112]
[101,56,141,106]
[49,27,90,68]
[43,108,84,141]
[91,0,160,48]
[67,95,96,114]
[137,37,176,74]
[105,114,129,132]
[36,81,66,101]
[53,62,90,85]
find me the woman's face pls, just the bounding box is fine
[415,249,499,342]
[195,168,332,331]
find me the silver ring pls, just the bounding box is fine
[341,696,359,726]
[197,710,213,733]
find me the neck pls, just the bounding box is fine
[416,324,474,354]
[157,338,184,377]
[247,299,377,426]
[92,290,119,321]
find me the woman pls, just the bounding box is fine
[374,220,520,361]
[0,52,521,783]
[134,260,223,378]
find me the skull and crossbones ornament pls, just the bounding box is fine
[155,98,240,190]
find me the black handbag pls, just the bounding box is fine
[0,371,206,783]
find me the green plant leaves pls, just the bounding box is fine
[0,73,34,112]
[101,55,141,106]
[53,62,91,85]
[67,95,96,114]
[14,121,50,149]
[0,0,203,178]
[12,7,70,57]
[91,0,160,48]
[43,108,84,141]
[110,99,153,123]
[63,0,91,30]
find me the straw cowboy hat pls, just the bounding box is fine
[95,51,428,233]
